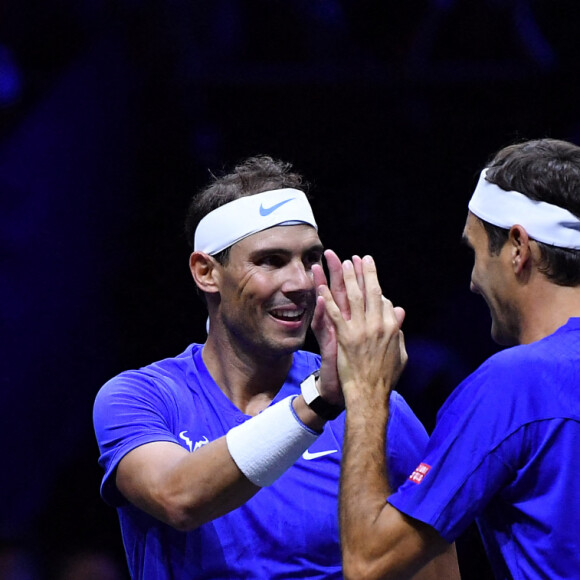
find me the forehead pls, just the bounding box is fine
[230,224,322,256]
[463,211,487,245]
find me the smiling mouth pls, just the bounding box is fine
[269,308,306,322]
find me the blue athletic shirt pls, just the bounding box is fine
[94,345,429,579]
[389,318,580,580]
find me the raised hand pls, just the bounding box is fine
[318,255,407,407]
[310,249,348,407]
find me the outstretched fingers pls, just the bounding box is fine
[359,256,385,320]
[318,284,348,333]
[352,255,365,297]
[312,262,327,291]
[324,249,352,320]
[311,262,328,337]
[320,254,386,325]
[341,260,366,319]
[393,305,406,327]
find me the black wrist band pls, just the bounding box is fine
[300,371,344,421]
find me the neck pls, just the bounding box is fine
[201,332,294,416]
[518,280,580,344]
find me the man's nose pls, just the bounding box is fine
[284,260,314,292]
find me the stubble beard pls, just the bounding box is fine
[490,302,521,347]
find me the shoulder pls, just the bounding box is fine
[388,391,429,443]
[484,318,580,371]
[465,324,578,395]
[94,344,202,412]
[446,340,547,402]
[434,328,580,445]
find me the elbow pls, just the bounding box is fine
[164,509,199,532]
[343,546,415,580]
[343,560,370,580]
[147,487,204,532]
[343,564,381,580]
[342,550,387,580]
[161,498,208,532]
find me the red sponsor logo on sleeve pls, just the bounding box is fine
[408,462,431,484]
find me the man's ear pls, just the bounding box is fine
[189,252,220,294]
[508,224,533,275]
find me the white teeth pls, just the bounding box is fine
[271,309,304,320]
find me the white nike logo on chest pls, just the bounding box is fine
[302,449,338,460]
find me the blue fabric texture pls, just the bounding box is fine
[94,345,428,579]
[389,318,580,579]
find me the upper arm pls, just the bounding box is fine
[409,542,459,580]
[93,373,183,505]
[115,440,190,520]
[343,504,458,580]
[115,436,259,530]
[389,509,459,580]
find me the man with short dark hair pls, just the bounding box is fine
[93,155,459,579]
[322,138,580,579]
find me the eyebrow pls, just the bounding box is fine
[249,243,325,260]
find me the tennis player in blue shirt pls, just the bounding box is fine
[321,138,580,579]
[93,155,459,579]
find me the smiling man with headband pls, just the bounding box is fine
[93,155,457,579]
[320,138,580,580]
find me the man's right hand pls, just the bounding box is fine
[318,254,407,407]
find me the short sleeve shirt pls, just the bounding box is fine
[389,318,580,579]
[94,345,429,579]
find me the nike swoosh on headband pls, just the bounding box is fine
[259,198,295,216]
[194,188,316,255]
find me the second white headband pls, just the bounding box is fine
[468,169,580,249]
[194,188,318,255]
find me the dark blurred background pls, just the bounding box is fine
[1,1,579,578]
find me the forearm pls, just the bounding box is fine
[340,384,397,578]
[117,395,323,530]
[321,254,459,579]
[340,389,460,580]
[117,437,259,530]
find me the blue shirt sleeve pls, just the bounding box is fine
[93,371,181,506]
[387,349,541,542]
[386,391,430,490]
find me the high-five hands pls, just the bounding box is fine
[310,250,347,408]
[317,253,407,408]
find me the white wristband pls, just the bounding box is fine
[226,395,320,487]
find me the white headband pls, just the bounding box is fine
[194,188,317,255]
[468,168,580,249]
